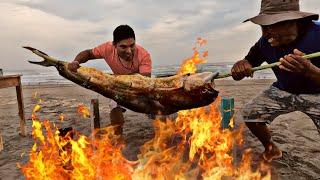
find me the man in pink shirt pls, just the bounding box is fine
[68,25,152,137]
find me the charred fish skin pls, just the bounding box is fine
[24,47,219,115]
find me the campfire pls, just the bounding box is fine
[19,38,271,179]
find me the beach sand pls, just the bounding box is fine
[0,79,319,179]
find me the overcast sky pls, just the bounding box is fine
[0,0,319,70]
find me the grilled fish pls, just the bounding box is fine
[24,47,219,115]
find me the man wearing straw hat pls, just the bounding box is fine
[231,0,320,162]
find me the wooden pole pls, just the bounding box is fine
[90,99,100,132]
[0,133,3,152]
[16,76,26,136]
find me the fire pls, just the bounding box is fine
[178,37,207,75]
[59,113,65,122]
[20,100,271,179]
[77,104,90,118]
[19,103,134,179]
[133,100,271,179]
[19,38,271,179]
[33,105,41,113]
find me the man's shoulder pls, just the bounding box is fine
[136,44,151,56]
[92,41,114,58]
[305,21,320,35]
[101,41,114,48]
[136,44,149,52]
[301,21,320,48]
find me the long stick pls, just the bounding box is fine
[215,52,320,79]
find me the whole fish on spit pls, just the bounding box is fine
[24,47,219,115]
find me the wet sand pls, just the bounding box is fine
[0,79,319,179]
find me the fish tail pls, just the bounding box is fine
[23,46,58,67]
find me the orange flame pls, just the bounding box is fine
[133,99,271,179]
[178,37,208,75]
[19,112,134,179]
[197,37,208,46]
[21,101,271,179]
[77,104,90,118]
[33,105,41,113]
[59,113,65,122]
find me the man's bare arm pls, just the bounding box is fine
[74,49,96,64]
[68,49,96,72]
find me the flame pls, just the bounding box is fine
[33,105,41,113]
[229,118,235,129]
[77,104,90,118]
[132,99,271,179]
[178,37,207,75]
[20,39,271,179]
[197,37,208,46]
[20,107,134,179]
[59,114,65,122]
[33,92,43,103]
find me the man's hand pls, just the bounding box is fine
[68,49,95,73]
[231,59,253,81]
[68,61,80,73]
[279,49,312,75]
[280,49,320,86]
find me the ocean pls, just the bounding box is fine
[2,63,275,86]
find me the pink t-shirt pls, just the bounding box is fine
[92,41,152,75]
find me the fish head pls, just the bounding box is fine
[183,72,218,91]
[171,71,219,108]
[161,76,219,112]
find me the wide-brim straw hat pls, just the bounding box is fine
[244,0,319,25]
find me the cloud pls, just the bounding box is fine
[16,0,108,22]
[0,0,319,70]
[0,1,107,70]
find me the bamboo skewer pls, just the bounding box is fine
[215,52,320,79]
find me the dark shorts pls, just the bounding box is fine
[242,86,320,133]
